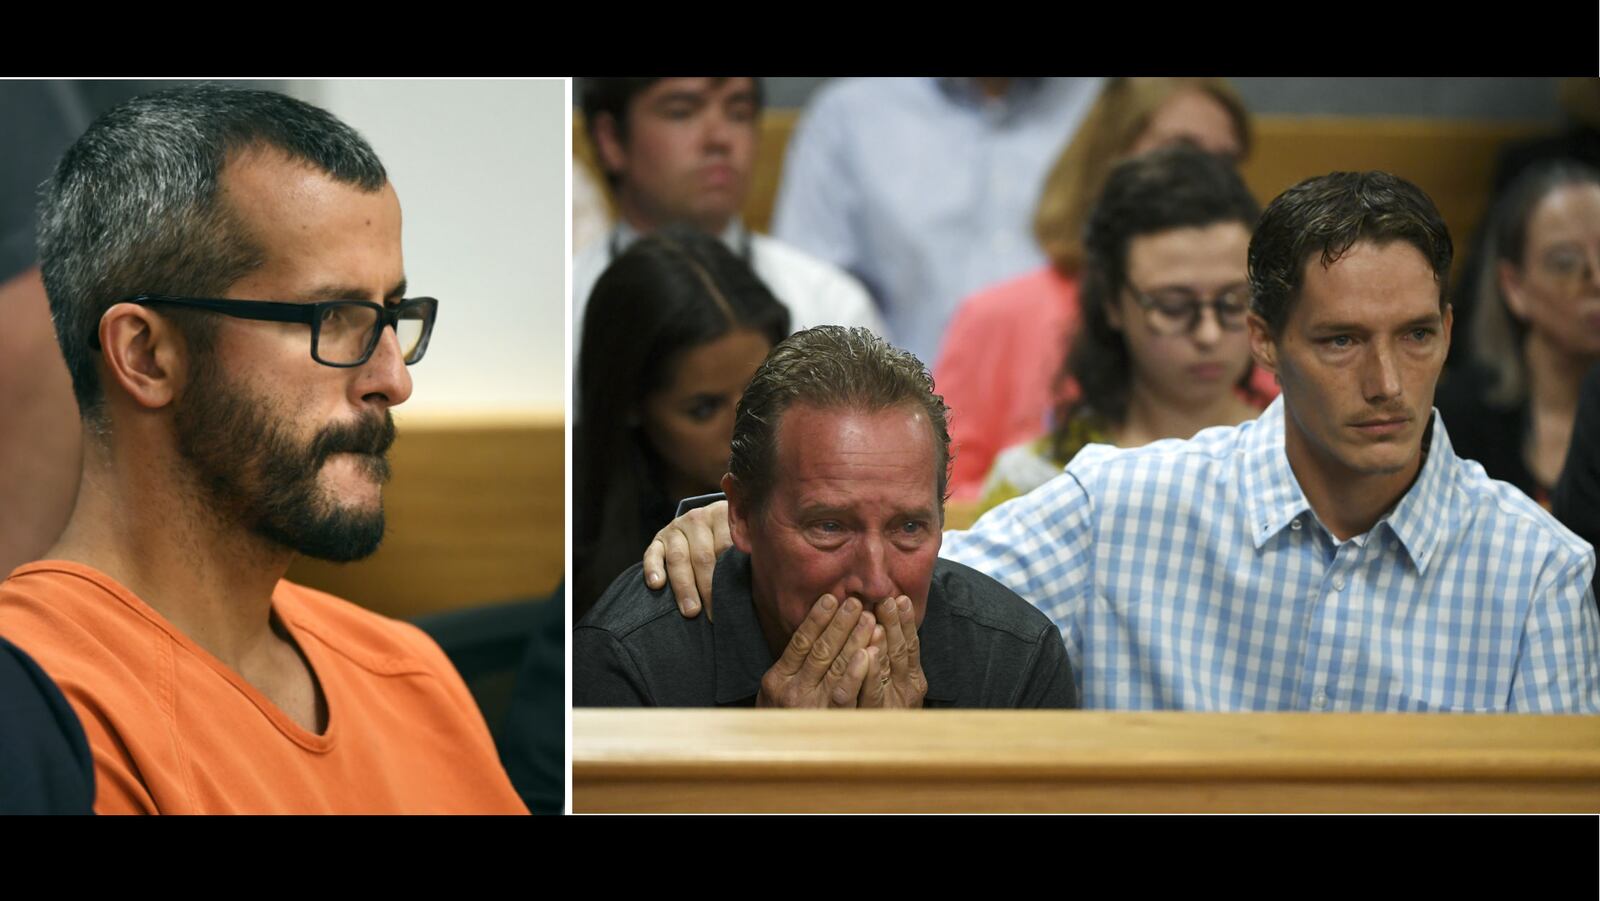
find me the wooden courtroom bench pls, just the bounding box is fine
[573,709,1600,813]
[286,411,565,621]
[576,111,1550,276]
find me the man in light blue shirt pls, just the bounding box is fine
[772,78,1103,363]
[646,170,1600,712]
[574,77,886,376]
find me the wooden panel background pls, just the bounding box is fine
[286,412,564,621]
[575,110,1549,266]
[574,709,1600,813]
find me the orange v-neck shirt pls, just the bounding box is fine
[0,562,528,814]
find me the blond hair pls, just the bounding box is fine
[1033,77,1253,275]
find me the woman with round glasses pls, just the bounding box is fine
[1436,159,1600,506]
[936,77,1276,501]
[975,145,1270,516]
[574,227,790,621]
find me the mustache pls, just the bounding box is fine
[307,412,396,467]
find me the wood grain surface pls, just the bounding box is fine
[574,709,1600,812]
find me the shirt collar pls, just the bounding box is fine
[911,571,958,705]
[1378,410,1455,575]
[1244,397,1456,574]
[1243,397,1312,548]
[610,218,746,259]
[710,548,781,705]
[934,78,1044,120]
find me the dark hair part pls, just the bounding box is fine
[37,85,388,425]
[1471,158,1600,407]
[579,77,766,190]
[728,325,951,518]
[574,226,790,618]
[1059,145,1261,442]
[1248,170,1453,336]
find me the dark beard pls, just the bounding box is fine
[173,352,396,562]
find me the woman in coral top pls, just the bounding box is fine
[935,77,1275,501]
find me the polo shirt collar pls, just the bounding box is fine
[911,574,958,705]
[711,549,779,705]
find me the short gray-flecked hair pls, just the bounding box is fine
[728,325,952,517]
[38,84,388,423]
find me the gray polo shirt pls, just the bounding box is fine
[574,549,1077,708]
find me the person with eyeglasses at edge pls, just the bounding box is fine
[0,86,529,813]
[642,170,1600,713]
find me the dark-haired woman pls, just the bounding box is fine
[574,227,789,620]
[976,146,1272,515]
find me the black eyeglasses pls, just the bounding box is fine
[1126,283,1251,337]
[95,294,438,367]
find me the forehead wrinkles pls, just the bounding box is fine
[776,405,938,500]
[1296,241,1439,324]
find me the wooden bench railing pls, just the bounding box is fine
[574,709,1600,813]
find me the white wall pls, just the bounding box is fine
[286,79,567,417]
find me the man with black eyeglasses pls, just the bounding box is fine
[0,86,527,813]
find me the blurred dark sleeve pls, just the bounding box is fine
[500,584,566,815]
[0,636,94,814]
[1552,364,1600,598]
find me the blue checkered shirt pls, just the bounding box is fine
[943,397,1600,712]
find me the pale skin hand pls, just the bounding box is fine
[858,595,928,708]
[643,503,928,707]
[644,500,732,618]
[757,594,882,708]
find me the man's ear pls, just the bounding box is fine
[592,111,629,180]
[1441,302,1454,352]
[1246,311,1279,378]
[99,302,185,410]
[723,473,754,554]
